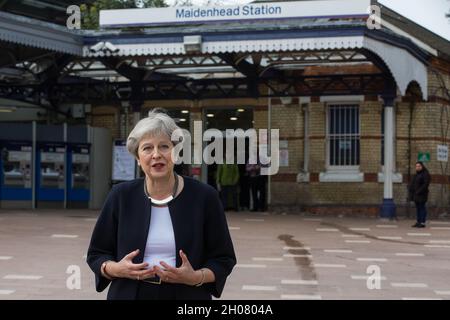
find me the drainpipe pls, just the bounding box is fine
[32,121,36,210]
[63,122,67,209]
[406,98,415,218]
[267,91,272,207]
[303,102,309,175]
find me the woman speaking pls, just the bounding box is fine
[87,109,236,300]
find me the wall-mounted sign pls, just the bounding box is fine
[418,152,430,163]
[112,140,136,181]
[100,0,370,28]
[437,145,448,162]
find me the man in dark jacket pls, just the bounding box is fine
[408,161,431,228]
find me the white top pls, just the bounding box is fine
[143,206,176,269]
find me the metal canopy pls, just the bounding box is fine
[80,22,429,99]
[0,72,385,103]
[0,11,83,56]
[0,13,434,116]
[0,0,95,26]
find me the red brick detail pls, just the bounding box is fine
[364,173,378,182]
[271,173,297,182]
[430,175,450,184]
[429,56,450,75]
[303,64,381,75]
[427,96,450,105]
[271,98,282,105]
[311,96,320,103]
[401,96,423,103]
[309,173,319,182]
[403,174,449,185]
[364,95,379,101]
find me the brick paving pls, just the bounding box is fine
[0,209,449,300]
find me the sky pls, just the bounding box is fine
[165,0,450,41]
[379,0,450,41]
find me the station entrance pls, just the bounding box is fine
[204,106,254,211]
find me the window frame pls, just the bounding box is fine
[325,102,361,172]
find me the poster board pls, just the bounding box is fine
[112,140,136,181]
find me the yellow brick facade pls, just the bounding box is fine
[89,67,450,215]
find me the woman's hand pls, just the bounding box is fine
[106,249,156,280]
[154,250,202,286]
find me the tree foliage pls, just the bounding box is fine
[80,0,168,30]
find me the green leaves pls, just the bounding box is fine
[80,0,168,30]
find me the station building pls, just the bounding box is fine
[0,0,449,217]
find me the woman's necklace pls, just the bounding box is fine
[144,172,178,207]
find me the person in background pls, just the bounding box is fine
[257,172,268,212]
[216,163,240,211]
[246,160,267,212]
[408,161,431,228]
[238,163,250,211]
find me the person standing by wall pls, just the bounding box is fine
[238,163,250,211]
[246,161,267,212]
[216,163,240,211]
[408,161,431,228]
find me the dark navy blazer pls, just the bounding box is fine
[87,176,236,300]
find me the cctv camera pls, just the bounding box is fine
[89,41,105,53]
[104,42,119,53]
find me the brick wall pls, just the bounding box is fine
[268,89,450,214]
[308,102,326,173]
[360,101,382,173]
[270,102,303,174]
[89,71,450,214]
[90,105,118,139]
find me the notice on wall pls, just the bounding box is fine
[437,145,448,162]
[279,149,289,167]
[112,140,136,181]
[279,140,289,167]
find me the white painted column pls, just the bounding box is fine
[380,95,396,219]
[383,104,394,199]
[63,122,67,209]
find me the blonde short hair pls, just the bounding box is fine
[126,109,181,158]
